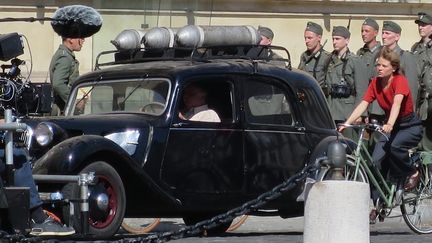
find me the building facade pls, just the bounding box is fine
[0,0,430,82]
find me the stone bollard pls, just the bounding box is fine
[303,181,370,243]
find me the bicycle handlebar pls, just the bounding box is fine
[337,123,389,141]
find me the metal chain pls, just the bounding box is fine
[112,161,320,243]
[1,161,319,243]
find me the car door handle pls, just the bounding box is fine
[173,122,187,128]
[296,126,306,132]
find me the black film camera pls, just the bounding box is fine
[0,33,52,116]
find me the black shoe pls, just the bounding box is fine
[30,216,75,236]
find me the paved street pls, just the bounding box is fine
[119,211,432,243]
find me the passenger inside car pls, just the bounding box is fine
[179,83,221,122]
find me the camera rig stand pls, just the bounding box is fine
[0,109,95,236]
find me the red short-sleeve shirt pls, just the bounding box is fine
[363,74,414,118]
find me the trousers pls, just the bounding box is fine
[372,113,423,179]
[0,148,42,209]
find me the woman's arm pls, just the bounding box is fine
[346,100,369,124]
[338,100,369,131]
[384,94,403,133]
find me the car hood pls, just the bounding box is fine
[22,113,160,136]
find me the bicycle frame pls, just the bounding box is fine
[352,127,396,207]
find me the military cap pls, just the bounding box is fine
[382,21,401,34]
[332,26,350,38]
[305,21,323,35]
[362,18,379,31]
[415,12,432,25]
[258,26,274,40]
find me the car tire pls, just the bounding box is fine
[183,214,232,235]
[62,161,126,239]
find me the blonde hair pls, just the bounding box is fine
[378,47,401,74]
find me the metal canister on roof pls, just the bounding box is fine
[143,27,178,49]
[176,25,260,48]
[110,29,147,50]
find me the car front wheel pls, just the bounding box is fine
[62,161,126,239]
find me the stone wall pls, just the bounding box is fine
[0,0,430,82]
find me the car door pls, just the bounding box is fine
[161,76,243,206]
[241,76,309,199]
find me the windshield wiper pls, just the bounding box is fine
[118,82,142,107]
[73,75,103,111]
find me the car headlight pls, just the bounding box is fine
[34,123,54,146]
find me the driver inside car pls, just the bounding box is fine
[179,83,221,123]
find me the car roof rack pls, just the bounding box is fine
[94,47,194,70]
[191,45,291,69]
[94,45,291,70]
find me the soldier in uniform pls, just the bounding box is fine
[249,26,284,65]
[258,26,274,46]
[357,18,385,122]
[324,26,368,138]
[49,37,85,115]
[381,21,419,108]
[412,12,432,151]
[298,21,331,92]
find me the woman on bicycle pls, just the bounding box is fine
[339,47,423,191]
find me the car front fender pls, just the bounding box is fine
[32,134,182,207]
[32,135,130,175]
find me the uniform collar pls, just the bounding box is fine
[369,42,381,53]
[59,44,76,58]
[392,44,403,55]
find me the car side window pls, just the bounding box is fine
[178,81,234,123]
[244,80,293,126]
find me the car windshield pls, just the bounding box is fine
[65,78,170,116]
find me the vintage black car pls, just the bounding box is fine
[18,45,339,238]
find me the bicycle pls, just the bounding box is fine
[318,123,432,234]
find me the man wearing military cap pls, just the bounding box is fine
[324,26,368,138]
[412,12,432,151]
[357,18,381,86]
[258,26,274,45]
[381,20,419,109]
[49,36,85,115]
[298,21,331,92]
[357,18,384,150]
[251,26,284,64]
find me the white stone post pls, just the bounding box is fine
[304,181,370,243]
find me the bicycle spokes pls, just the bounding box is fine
[401,165,432,234]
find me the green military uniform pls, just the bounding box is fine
[412,12,432,151]
[392,45,419,108]
[381,21,420,110]
[357,42,383,117]
[298,48,331,91]
[325,50,369,121]
[49,44,80,112]
[413,40,432,150]
[298,21,331,92]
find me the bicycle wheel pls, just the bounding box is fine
[401,164,432,234]
[317,155,368,183]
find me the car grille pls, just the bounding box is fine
[14,128,32,149]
